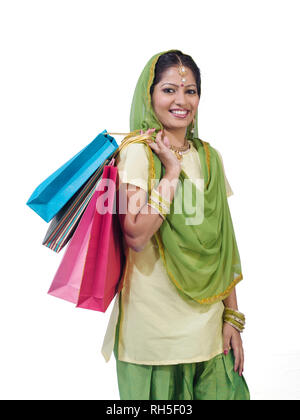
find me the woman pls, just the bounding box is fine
[101,49,250,400]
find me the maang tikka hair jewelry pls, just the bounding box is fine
[176,55,187,87]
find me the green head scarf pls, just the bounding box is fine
[129,50,199,141]
[119,49,243,304]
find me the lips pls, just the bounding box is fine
[169,108,190,118]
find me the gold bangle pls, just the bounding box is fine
[224,316,245,330]
[224,314,246,326]
[224,319,244,334]
[223,307,246,333]
[148,197,168,216]
[224,307,245,322]
[148,189,170,215]
[147,202,166,220]
[150,188,171,208]
[149,196,169,215]
[147,187,172,221]
[151,188,171,208]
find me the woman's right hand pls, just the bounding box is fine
[141,128,181,175]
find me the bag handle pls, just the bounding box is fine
[104,130,156,163]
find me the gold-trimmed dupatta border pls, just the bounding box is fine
[145,54,165,133]
[147,55,160,110]
[201,140,211,189]
[154,228,243,304]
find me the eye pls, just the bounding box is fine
[162,88,175,93]
[187,89,197,95]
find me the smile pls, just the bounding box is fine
[169,109,190,118]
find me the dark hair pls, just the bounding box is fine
[150,50,201,97]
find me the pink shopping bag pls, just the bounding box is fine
[76,161,125,312]
[47,159,125,312]
[47,183,98,303]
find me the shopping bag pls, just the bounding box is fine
[48,158,125,312]
[42,156,110,253]
[26,130,118,222]
[76,160,125,312]
[47,177,99,303]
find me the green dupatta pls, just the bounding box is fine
[117,50,243,304]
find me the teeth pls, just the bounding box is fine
[171,110,188,115]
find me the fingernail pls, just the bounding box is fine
[224,350,228,355]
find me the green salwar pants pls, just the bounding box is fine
[114,349,250,400]
[113,293,250,400]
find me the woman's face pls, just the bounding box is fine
[151,66,200,132]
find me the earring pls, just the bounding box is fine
[190,117,195,134]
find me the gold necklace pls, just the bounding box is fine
[169,139,191,160]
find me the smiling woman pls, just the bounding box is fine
[101,49,250,400]
[151,66,199,143]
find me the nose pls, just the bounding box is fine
[174,88,188,107]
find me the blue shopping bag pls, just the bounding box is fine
[26,130,118,222]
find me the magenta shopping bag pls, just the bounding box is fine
[76,161,125,312]
[47,183,99,303]
[48,159,125,312]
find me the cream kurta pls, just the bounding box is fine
[101,140,234,365]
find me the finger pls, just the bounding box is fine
[145,138,154,146]
[144,128,155,138]
[146,128,156,134]
[233,345,240,373]
[223,334,231,356]
[144,128,156,145]
[156,131,167,148]
[140,130,144,135]
[156,130,166,141]
[155,130,161,142]
[163,135,170,148]
[145,138,158,152]
[239,347,244,376]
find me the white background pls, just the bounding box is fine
[1,0,299,400]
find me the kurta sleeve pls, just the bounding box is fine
[116,143,149,192]
[215,149,234,197]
